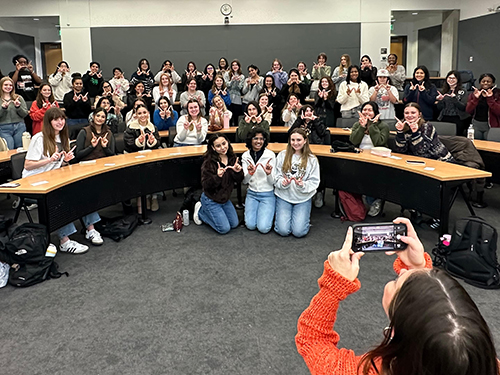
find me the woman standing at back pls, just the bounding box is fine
[403,65,438,121]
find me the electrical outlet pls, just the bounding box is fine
[469,56,474,62]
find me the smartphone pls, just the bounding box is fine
[352,223,407,252]
[406,160,426,165]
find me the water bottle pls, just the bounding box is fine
[467,124,474,141]
[22,132,31,150]
[223,112,230,129]
[182,209,190,226]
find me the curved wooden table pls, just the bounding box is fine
[0,144,490,236]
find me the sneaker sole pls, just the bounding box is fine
[60,247,89,255]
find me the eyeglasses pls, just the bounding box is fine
[252,137,264,141]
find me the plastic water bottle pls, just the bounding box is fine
[182,209,190,226]
[467,124,474,141]
[22,132,31,150]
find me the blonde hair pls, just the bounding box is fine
[339,54,351,76]
[211,95,227,112]
[158,73,172,92]
[282,128,314,173]
[0,77,19,101]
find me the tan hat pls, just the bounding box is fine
[377,69,390,77]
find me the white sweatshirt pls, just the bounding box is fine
[242,148,276,192]
[336,81,369,111]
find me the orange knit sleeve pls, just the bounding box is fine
[393,252,433,275]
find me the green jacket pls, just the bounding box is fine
[349,120,389,147]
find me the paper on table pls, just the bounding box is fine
[138,149,152,153]
[135,155,146,159]
[390,156,402,160]
[104,163,116,166]
[79,160,96,165]
[31,180,49,186]
[424,167,435,171]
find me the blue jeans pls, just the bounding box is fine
[57,212,100,239]
[274,196,312,238]
[245,189,275,233]
[198,193,239,234]
[0,122,26,149]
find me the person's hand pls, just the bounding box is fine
[247,162,256,175]
[410,82,417,91]
[1,100,11,108]
[147,133,155,144]
[294,177,304,187]
[195,121,202,132]
[100,135,109,148]
[374,83,381,92]
[386,217,426,270]
[42,101,49,109]
[485,88,494,97]
[217,162,226,177]
[82,93,89,102]
[138,129,146,143]
[263,159,273,175]
[13,97,21,108]
[436,92,445,101]
[15,60,22,71]
[418,84,425,92]
[355,86,361,94]
[97,70,102,79]
[346,86,353,96]
[358,111,368,127]
[281,176,291,187]
[137,68,142,76]
[27,60,34,73]
[230,157,242,172]
[62,147,75,162]
[408,119,420,133]
[91,133,100,147]
[244,113,252,123]
[50,151,61,162]
[159,109,166,119]
[256,114,262,123]
[371,113,381,123]
[394,116,405,131]
[472,87,481,98]
[327,227,364,281]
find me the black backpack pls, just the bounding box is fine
[94,214,139,242]
[433,216,500,289]
[1,223,69,287]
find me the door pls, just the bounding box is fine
[390,36,407,68]
[42,43,62,79]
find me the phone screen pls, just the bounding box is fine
[352,223,407,252]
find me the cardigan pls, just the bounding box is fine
[296,253,433,375]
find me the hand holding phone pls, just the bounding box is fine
[352,222,407,252]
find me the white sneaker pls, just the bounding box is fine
[368,199,382,217]
[193,201,202,225]
[85,229,104,246]
[26,203,38,211]
[60,240,89,254]
[11,197,20,209]
[314,192,324,208]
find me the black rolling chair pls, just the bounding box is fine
[10,151,34,224]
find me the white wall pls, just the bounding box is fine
[0,0,496,74]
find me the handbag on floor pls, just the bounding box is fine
[433,216,500,289]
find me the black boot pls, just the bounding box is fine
[472,191,488,208]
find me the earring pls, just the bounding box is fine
[383,326,393,343]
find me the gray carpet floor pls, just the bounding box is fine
[1,186,499,375]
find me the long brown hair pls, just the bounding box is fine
[211,74,227,93]
[339,54,351,76]
[359,269,499,375]
[0,77,19,101]
[42,107,70,156]
[158,73,172,92]
[228,59,242,79]
[186,98,202,122]
[35,82,55,109]
[282,128,314,173]
[403,102,426,132]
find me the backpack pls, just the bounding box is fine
[1,223,69,287]
[338,191,367,222]
[330,141,361,154]
[433,216,500,289]
[94,214,139,242]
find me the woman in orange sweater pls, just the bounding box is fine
[29,83,59,134]
[296,217,498,375]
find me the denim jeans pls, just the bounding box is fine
[340,106,361,119]
[0,122,26,149]
[57,211,100,239]
[198,193,239,234]
[244,189,276,234]
[274,196,312,238]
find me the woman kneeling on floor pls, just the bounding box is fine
[242,127,276,233]
[193,133,244,234]
[274,128,320,238]
[22,107,103,254]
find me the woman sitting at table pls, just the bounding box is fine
[331,54,350,91]
[208,74,231,107]
[126,81,152,113]
[179,78,206,116]
[22,107,103,253]
[29,82,59,135]
[466,73,500,140]
[403,65,438,121]
[350,101,389,216]
[129,58,155,94]
[436,70,469,136]
[193,133,244,234]
[237,101,270,142]
[125,98,147,127]
[368,69,399,120]
[281,69,310,104]
[153,96,178,131]
[0,76,28,149]
[174,99,208,146]
[394,102,454,162]
[260,75,282,126]
[76,107,115,162]
[208,95,232,132]
[242,127,276,233]
[337,65,369,119]
[289,105,327,145]
[274,128,320,238]
[282,93,302,128]
[124,104,160,153]
[152,72,176,105]
[224,59,245,127]
[314,76,337,127]
[296,217,498,375]
[258,94,273,124]
[91,97,123,134]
